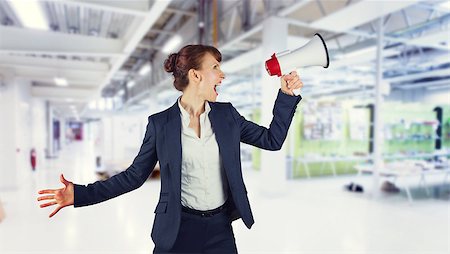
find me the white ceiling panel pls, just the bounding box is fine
[62,0,150,16]
[410,29,450,46]
[312,0,419,33]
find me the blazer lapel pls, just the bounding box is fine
[208,102,238,180]
[164,102,182,198]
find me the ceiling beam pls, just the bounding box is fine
[311,0,420,33]
[220,0,311,51]
[0,55,109,72]
[331,48,400,68]
[18,78,100,87]
[55,0,149,16]
[397,78,450,90]
[219,0,441,56]
[220,24,262,51]
[410,29,450,45]
[166,7,196,17]
[14,67,104,86]
[387,68,450,83]
[278,0,313,17]
[0,26,124,56]
[96,0,172,94]
[286,18,449,51]
[31,86,97,100]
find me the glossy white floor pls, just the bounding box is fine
[0,141,448,254]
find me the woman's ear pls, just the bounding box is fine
[188,69,202,83]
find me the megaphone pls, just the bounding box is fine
[265,33,329,96]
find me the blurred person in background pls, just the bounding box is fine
[37,44,303,253]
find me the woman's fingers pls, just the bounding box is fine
[287,79,300,89]
[38,189,57,195]
[285,72,301,87]
[280,71,303,96]
[37,195,55,201]
[49,206,63,218]
[292,80,303,89]
[60,174,70,186]
[287,77,303,90]
[40,201,57,208]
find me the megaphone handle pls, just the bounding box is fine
[293,88,301,96]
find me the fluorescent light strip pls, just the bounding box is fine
[9,0,48,30]
[54,77,68,86]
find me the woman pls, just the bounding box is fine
[37,44,303,253]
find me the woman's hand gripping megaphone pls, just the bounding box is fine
[265,33,330,96]
[280,71,303,96]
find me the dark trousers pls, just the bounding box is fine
[153,208,238,254]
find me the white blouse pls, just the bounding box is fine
[178,98,229,210]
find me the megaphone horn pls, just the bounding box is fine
[265,33,330,78]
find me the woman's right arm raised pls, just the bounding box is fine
[37,174,74,218]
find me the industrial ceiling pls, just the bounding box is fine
[0,0,449,119]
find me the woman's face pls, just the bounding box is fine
[197,53,225,102]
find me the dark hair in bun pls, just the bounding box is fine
[163,45,222,91]
[163,53,178,73]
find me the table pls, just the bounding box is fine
[354,160,450,203]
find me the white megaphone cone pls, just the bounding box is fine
[265,33,329,96]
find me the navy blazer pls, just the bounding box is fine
[74,90,301,250]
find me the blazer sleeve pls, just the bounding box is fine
[73,116,158,207]
[229,89,301,150]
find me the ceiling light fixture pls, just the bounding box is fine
[126,80,136,88]
[439,1,450,10]
[162,35,182,54]
[54,77,68,86]
[139,63,152,76]
[9,0,48,30]
[88,101,97,110]
[98,99,105,111]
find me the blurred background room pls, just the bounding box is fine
[0,0,449,253]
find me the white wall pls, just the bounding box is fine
[421,88,450,105]
[0,71,18,189]
[0,72,47,189]
[14,78,33,186]
[31,98,47,172]
[100,112,149,171]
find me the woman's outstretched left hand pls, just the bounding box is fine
[37,174,74,218]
